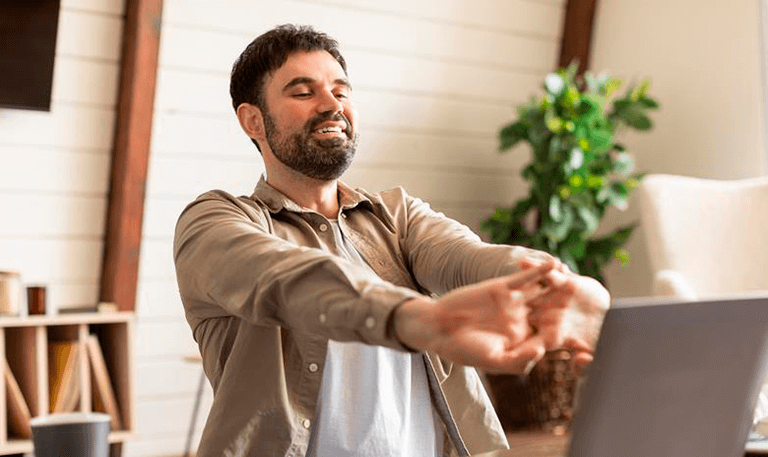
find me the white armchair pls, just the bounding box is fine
[638,174,768,299]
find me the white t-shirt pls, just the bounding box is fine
[305,221,442,457]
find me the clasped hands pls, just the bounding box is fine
[394,258,610,375]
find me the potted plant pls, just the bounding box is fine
[482,64,659,432]
[481,64,659,284]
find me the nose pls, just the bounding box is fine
[316,90,343,115]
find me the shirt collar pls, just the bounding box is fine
[252,174,372,214]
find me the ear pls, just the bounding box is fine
[236,103,266,144]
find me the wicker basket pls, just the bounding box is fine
[486,350,577,432]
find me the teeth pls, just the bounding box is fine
[315,126,343,134]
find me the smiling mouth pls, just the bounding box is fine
[313,126,344,135]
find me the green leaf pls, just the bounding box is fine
[615,249,630,266]
[577,205,600,235]
[561,61,579,82]
[499,122,528,151]
[568,147,584,171]
[582,93,606,115]
[545,110,564,133]
[604,78,623,97]
[543,205,574,242]
[488,207,513,223]
[613,152,635,176]
[619,109,653,131]
[557,247,579,273]
[545,73,565,95]
[567,238,587,259]
[607,182,630,210]
[596,186,610,204]
[549,194,562,221]
[548,135,563,160]
[589,129,612,150]
[631,78,652,102]
[585,73,599,94]
[639,96,660,109]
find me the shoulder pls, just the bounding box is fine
[354,185,413,210]
[176,189,271,231]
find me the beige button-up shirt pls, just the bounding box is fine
[173,177,549,457]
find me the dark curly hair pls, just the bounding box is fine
[230,24,347,114]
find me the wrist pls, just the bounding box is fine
[393,296,436,352]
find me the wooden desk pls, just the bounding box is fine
[468,432,768,457]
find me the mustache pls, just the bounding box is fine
[305,113,351,136]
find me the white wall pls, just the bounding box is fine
[591,0,766,298]
[0,1,123,311]
[130,0,565,454]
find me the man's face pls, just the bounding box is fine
[260,50,358,181]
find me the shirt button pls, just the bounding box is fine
[319,313,327,324]
[308,363,319,373]
[319,224,328,232]
[365,317,375,329]
[303,419,311,429]
[341,213,347,219]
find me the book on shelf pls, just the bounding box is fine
[48,340,80,413]
[4,359,31,438]
[86,335,122,430]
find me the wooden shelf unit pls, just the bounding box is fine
[0,312,134,456]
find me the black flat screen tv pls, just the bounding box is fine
[0,0,61,111]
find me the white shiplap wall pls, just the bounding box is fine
[0,0,123,310]
[131,0,565,455]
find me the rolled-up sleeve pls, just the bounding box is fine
[173,191,423,350]
[397,190,553,294]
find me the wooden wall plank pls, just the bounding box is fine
[0,147,109,193]
[154,55,542,110]
[289,0,564,37]
[558,0,599,74]
[135,322,197,358]
[0,107,115,150]
[52,58,120,106]
[160,5,558,70]
[61,0,125,15]
[0,240,102,282]
[135,280,185,320]
[100,0,164,312]
[135,393,211,436]
[56,9,124,60]
[136,359,203,398]
[0,195,106,237]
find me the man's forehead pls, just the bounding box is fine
[268,50,347,87]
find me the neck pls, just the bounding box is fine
[265,165,340,219]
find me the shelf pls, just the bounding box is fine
[0,312,135,456]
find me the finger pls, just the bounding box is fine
[531,320,564,351]
[505,260,556,290]
[572,351,594,376]
[541,268,571,289]
[518,255,561,271]
[526,276,577,310]
[488,335,547,375]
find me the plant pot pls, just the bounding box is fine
[485,349,577,433]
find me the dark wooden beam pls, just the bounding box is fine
[558,0,599,75]
[100,0,163,311]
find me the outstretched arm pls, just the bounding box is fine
[393,258,609,374]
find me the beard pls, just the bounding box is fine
[263,109,358,181]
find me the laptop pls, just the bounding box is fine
[566,295,768,457]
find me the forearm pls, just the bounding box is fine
[174,193,422,349]
[402,194,554,293]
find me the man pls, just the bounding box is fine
[174,24,609,457]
